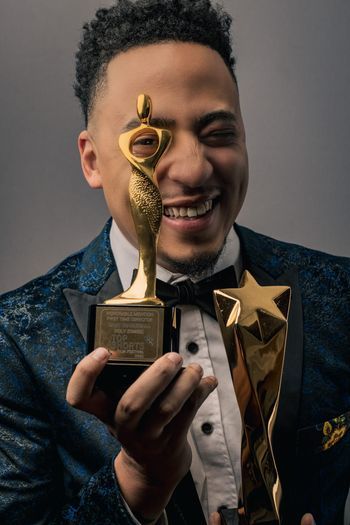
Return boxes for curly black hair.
[74,0,236,126]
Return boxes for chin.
[158,243,226,279]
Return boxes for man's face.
[80,42,248,272]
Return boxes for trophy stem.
[105,167,163,306]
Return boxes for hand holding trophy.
[88,94,180,393]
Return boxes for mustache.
[160,186,221,201]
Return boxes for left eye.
[131,133,159,157]
[201,129,237,147]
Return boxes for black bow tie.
[150,266,238,318]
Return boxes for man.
[0,1,349,524]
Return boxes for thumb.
[209,511,222,525]
[301,513,316,525]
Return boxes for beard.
[160,238,227,280]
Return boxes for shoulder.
[236,224,350,285]
[0,219,114,335]
[0,248,85,336]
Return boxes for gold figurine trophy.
[88,94,180,390]
[214,272,291,525]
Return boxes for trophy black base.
[87,303,180,397]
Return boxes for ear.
[78,130,102,188]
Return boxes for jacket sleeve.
[0,328,138,525]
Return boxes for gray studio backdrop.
[1,0,350,293]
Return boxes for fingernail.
[208,376,218,389]
[91,347,110,362]
[189,363,203,376]
[166,352,183,365]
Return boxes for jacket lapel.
[63,220,122,342]
[63,269,123,342]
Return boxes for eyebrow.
[121,110,236,133]
[196,110,237,129]
[121,117,176,132]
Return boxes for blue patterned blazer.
[0,220,349,525]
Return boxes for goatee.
[161,240,227,281]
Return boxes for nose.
[156,132,213,188]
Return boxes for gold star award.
[214,271,291,524]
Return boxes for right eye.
[131,132,159,157]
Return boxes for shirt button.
[187,341,199,354]
[201,422,214,435]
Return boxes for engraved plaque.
[89,304,178,364]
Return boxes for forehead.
[93,42,239,127]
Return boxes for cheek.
[100,168,132,230]
[219,155,248,219]
[102,155,131,200]
[211,147,244,175]
[223,149,248,188]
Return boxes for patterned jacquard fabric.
[0,219,349,524]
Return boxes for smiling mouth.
[163,198,218,219]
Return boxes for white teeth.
[187,208,198,217]
[164,199,214,218]
[197,203,206,216]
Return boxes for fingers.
[66,347,113,421]
[144,362,204,431]
[66,347,109,405]
[66,349,218,446]
[301,514,316,525]
[166,374,217,441]
[115,353,184,430]
[116,353,218,446]
[209,512,222,525]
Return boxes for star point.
[214,271,291,344]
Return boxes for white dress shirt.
[110,220,243,520]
